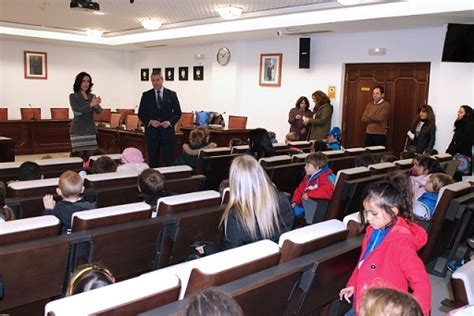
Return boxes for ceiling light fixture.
[85,29,103,37]
[217,5,243,20]
[141,18,162,30]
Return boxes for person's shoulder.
[164,87,177,95]
[142,88,154,96]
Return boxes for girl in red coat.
[339,179,431,316]
[291,153,335,219]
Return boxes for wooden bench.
[158,240,281,299]
[45,270,180,316]
[259,155,292,167]
[155,190,221,217]
[0,215,60,245]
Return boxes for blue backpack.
[195,111,210,126]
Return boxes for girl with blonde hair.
[196,155,294,254]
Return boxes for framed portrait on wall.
[140,68,149,81]
[179,67,188,81]
[259,53,282,87]
[24,51,47,79]
[193,66,204,80]
[165,67,174,81]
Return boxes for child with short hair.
[0,181,15,222]
[43,171,96,234]
[326,127,342,150]
[17,161,43,181]
[66,263,115,296]
[339,178,431,315]
[312,140,328,152]
[268,131,278,144]
[90,156,117,174]
[291,153,336,222]
[174,127,217,169]
[137,169,170,212]
[413,173,454,220]
[410,154,444,199]
[359,288,423,316]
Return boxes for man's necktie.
[156,90,161,111]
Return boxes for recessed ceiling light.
[92,11,105,16]
[217,5,243,20]
[141,18,162,30]
[85,29,103,37]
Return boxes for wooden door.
[342,63,430,155]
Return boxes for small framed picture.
[179,67,188,81]
[259,53,282,87]
[193,66,204,81]
[24,51,47,79]
[140,68,149,81]
[165,67,174,81]
[152,68,161,75]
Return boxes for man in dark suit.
[138,71,182,167]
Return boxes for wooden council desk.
[0,120,72,155]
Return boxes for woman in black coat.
[447,105,474,157]
[407,105,436,154]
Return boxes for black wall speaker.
[442,23,474,63]
[299,38,311,69]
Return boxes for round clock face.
[217,47,231,66]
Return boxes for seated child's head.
[354,153,376,167]
[189,127,209,146]
[121,147,144,164]
[412,155,443,176]
[218,179,230,195]
[326,127,341,143]
[229,138,244,148]
[91,156,117,174]
[359,288,422,316]
[285,132,298,144]
[17,161,42,181]
[66,263,115,296]
[268,131,276,140]
[183,288,244,316]
[361,176,413,229]
[380,154,398,163]
[0,181,15,222]
[138,169,165,197]
[422,148,438,156]
[425,173,454,193]
[305,153,328,176]
[313,140,328,152]
[57,171,84,200]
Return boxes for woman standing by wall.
[69,72,102,154]
[288,96,312,141]
[304,90,333,142]
[447,105,474,179]
[406,105,436,154]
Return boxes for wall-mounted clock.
[216,47,231,66]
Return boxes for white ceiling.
[0,0,473,49]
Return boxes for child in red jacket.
[339,178,431,316]
[291,153,335,222]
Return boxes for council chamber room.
[0,0,473,315]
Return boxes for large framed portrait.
[24,51,47,79]
[259,53,282,87]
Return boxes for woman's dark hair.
[413,154,445,174]
[17,161,42,181]
[248,128,274,159]
[182,288,244,316]
[73,72,94,93]
[295,96,310,111]
[311,90,330,108]
[460,105,473,120]
[354,153,376,167]
[360,174,414,227]
[66,263,115,296]
[415,104,436,129]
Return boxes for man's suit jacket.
[138,87,182,140]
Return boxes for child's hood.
[386,217,428,250]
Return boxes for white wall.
[0,39,132,119]
[1,25,473,152]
